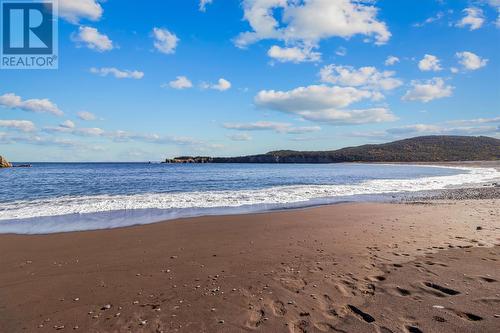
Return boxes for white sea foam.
[0,165,499,234]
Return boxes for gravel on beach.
[409,185,500,201]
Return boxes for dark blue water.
[0,162,463,203]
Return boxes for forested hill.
[165,136,500,164]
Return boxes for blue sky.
[1,0,499,162]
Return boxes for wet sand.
[0,198,499,332]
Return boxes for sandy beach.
[1,186,499,332]
[3,0,499,330]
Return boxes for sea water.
[1,163,499,234]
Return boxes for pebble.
[139,320,147,326]
[101,304,112,310]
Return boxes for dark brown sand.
[0,199,499,333]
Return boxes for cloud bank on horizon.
[1,0,499,161]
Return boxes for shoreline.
[1,183,500,237]
[1,162,499,235]
[1,198,499,332]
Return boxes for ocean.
[1,163,499,234]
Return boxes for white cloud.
[90,67,144,79]
[267,45,321,63]
[60,120,76,129]
[335,47,347,57]
[488,1,500,28]
[0,134,80,148]
[413,12,445,28]
[319,65,403,91]
[0,120,36,132]
[235,0,391,48]
[72,26,113,52]
[457,8,485,30]
[418,54,442,72]
[351,119,500,139]
[152,28,179,54]
[297,108,396,125]
[167,76,193,89]
[44,124,105,137]
[199,0,213,12]
[76,127,105,136]
[4,122,221,152]
[456,51,488,70]
[255,85,396,125]
[255,85,374,111]
[446,116,500,126]
[386,124,441,135]
[0,93,63,116]
[488,1,500,8]
[223,121,321,134]
[227,133,252,141]
[202,78,232,91]
[386,123,498,136]
[77,111,97,121]
[385,56,399,66]
[106,130,221,151]
[58,0,103,23]
[402,78,453,103]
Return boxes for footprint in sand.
[314,322,347,332]
[367,275,386,282]
[424,260,448,267]
[473,297,500,304]
[433,315,446,322]
[422,282,460,296]
[316,294,344,320]
[245,308,266,329]
[395,287,412,296]
[478,276,497,283]
[280,276,308,292]
[289,319,310,333]
[405,325,423,333]
[334,283,351,297]
[346,304,375,323]
[445,308,483,322]
[270,300,286,317]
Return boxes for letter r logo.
[2,2,53,54]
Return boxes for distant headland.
[164,135,500,164]
[0,155,12,168]
[0,156,32,168]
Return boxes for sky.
[0,0,499,162]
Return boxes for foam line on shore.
[0,165,499,234]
